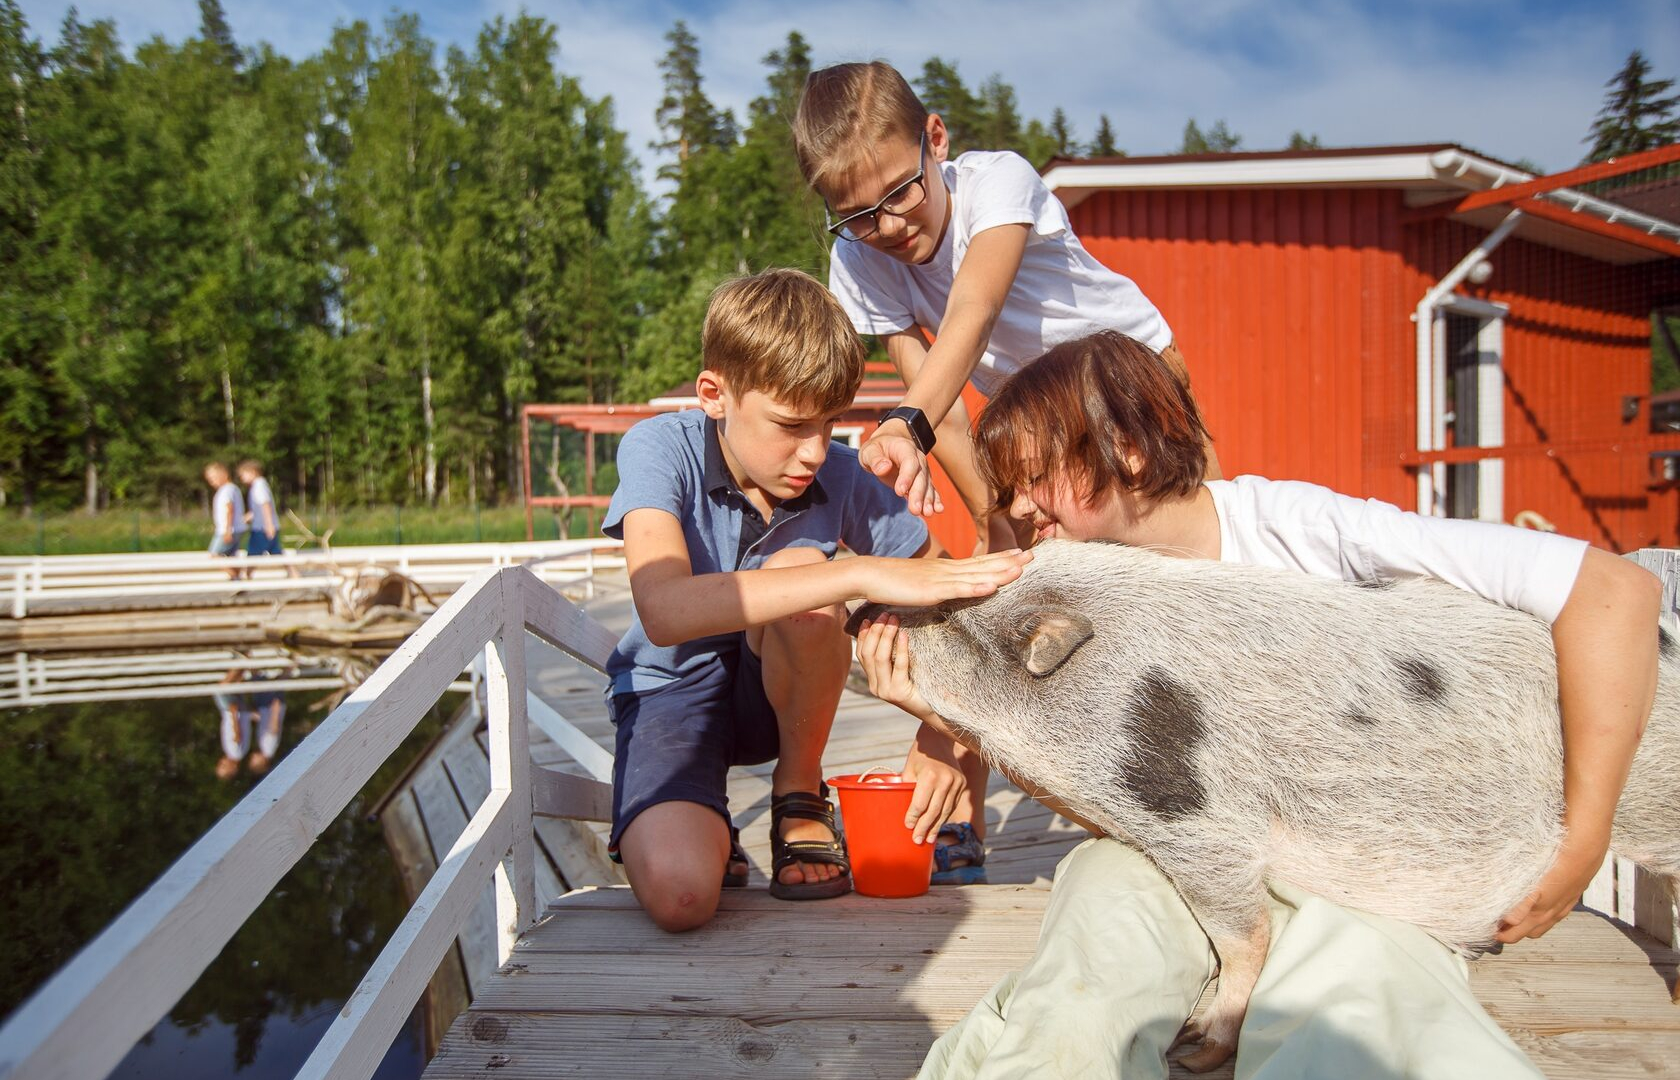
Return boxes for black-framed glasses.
[825,132,929,242]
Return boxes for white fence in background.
[0,565,620,1080]
[0,539,625,618]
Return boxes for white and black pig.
[849,538,1680,1070]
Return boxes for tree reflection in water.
[1,682,457,1078]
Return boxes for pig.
[848,539,1680,1071]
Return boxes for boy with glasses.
[794,60,1217,562]
[793,60,1217,883]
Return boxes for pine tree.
[197,0,240,71]
[1050,107,1074,157]
[1287,131,1322,150]
[1092,114,1119,157]
[916,58,984,153]
[1584,50,1680,162]
[1180,118,1241,154]
[0,0,51,508]
[976,74,1023,152]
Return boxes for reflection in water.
[213,671,287,781]
[1,660,458,1079]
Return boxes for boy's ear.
[926,114,951,164]
[696,369,729,419]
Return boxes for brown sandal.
[767,785,852,901]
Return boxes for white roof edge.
[1041,153,1449,196]
[1046,148,1680,246]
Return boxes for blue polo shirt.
[602,410,928,694]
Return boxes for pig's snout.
[844,602,947,638]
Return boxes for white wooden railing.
[0,540,625,618]
[0,565,620,1080]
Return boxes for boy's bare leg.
[619,800,734,932]
[749,545,850,887]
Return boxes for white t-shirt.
[212,482,248,536]
[1208,476,1589,624]
[828,150,1172,397]
[247,476,276,531]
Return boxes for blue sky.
[16,0,1680,188]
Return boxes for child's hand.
[857,615,936,723]
[900,726,967,845]
[1495,824,1609,942]
[860,426,943,517]
[863,549,1031,607]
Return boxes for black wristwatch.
[880,406,936,454]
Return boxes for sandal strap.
[775,839,848,867]
[934,820,987,872]
[770,789,838,828]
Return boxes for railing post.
[12,566,24,619]
[485,568,535,963]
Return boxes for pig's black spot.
[1343,708,1378,727]
[1119,668,1208,819]
[1394,657,1447,705]
[1354,577,1395,591]
[1660,626,1677,661]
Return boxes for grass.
[0,504,606,556]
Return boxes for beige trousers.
[918,839,1542,1080]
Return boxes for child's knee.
[639,876,722,933]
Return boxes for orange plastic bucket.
[828,772,934,898]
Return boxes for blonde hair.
[793,61,927,194]
[702,269,865,415]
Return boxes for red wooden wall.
[1066,187,1680,551]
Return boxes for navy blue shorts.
[246,529,283,556]
[607,636,780,851]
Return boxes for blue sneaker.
[930,821,988,885]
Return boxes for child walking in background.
[239,460,282,560]
[857,331,1658,1078]
[793,60,1219,882]
[203,462,247,579]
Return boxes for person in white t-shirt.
[238,459,282,560]
[794,61,1220,558]
[857,332,1660,1078]
[203,461,247,579]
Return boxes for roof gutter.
[1428,148,1680,244]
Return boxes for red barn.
[1042,144,1680,552]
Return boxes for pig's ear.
[1019,608,1094,677]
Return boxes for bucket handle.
[857,765,898,784]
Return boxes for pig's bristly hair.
[904,539,1680,951]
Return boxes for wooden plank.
[0,566,505,1080]
[526,692,614,782]
[520,573,617,673]
[1633,867,1677,948]
[488,577,535,965]
[532,818,623,890]
[303,790,517,1080]
[412,750,500,995]
[530,766,613,822]
[377,790,470,1059]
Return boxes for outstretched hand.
[860,426,943,517]
[862,549,1032,608]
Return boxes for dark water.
[1,684,457,1078]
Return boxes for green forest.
[2,2,1675,521]
[0,1,1140,516]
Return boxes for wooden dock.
[392,569,1680,1079]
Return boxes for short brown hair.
[975,332,1210,513]
[237,459,263,476]
[702,269,866,415]
[793,61,928,194]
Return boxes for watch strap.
[880,406,936,454]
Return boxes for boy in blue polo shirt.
[603,269,1031,931]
